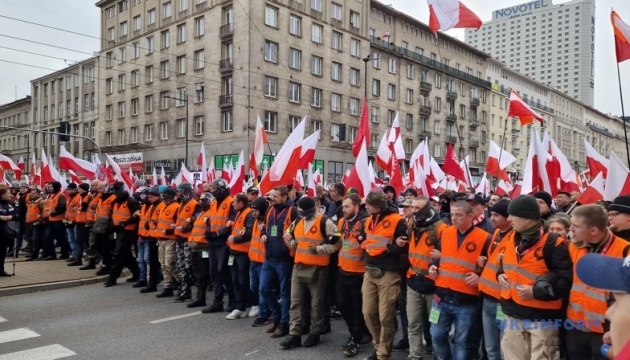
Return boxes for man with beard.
[534,191,556,222]
[608,195,630,241]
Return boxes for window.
[434,121,441,136]
[372,79,380,97]
[145,65,154,83]
[130,70,139,87]
[288,82,301,103]
[147,9,156,25]
[175,87,186,106]
[192,49,204,70]
[120,21,128,36]
[264,111,277,132]
[289,48,301,69]
[350,38,360,57]
[118,0,129,12]
[106,78,113,94]
[195,115,204,135]
[108,27,115,41]
[405,114,413,130]
[387,110,395,125]
[331,93,341,112]
[289,15,301,36]
[194,83,204,102]
[66,100,71,115]
[312,24,323,44]
[311,56,323,76]
[349,97,359,115]
[311,0,322,12]
[118,47,126,63]
[311,87,322,107]
[163,2,172,18]
[222,111,233,132]
[180,0,189,11]
[145,125,153,141]
[388,58,397,74]
[387,84,396,100]
[264,40,278,62]
[177,56,186,74]
[406,64,414,79]
[289,115,301,134]
[131,98,139,115]
[331,2,342,21]
[161,30,170,49]
[405,138,413,153]
[74,97,79,113]
[459,104,466,117]
[265,5,278,27]
[332,31,342,50]
[435,73,441,88]
[145,95,153,112]
[372,52,380,68]
[264,76,277,98]
[330,123,341,142]
[331,62,342,81]
[118,101,125,118]
[177,23,186,43]
[434,97,441,112]
[195,16,205,37]
[350,10,360,28]
[106,6,116,18]
[160,121,168,139]
[128,126,138,144]
[370,134,379,149]
[161,60,170,79]
[160,91,170,109]
[406,89,413,104]
[133,15,141,31]
[350,68,360,86]
[146,36,154,54]
[312,120,322,135]
[176,119,186,137]
[132,43,140,59]
[105,131,112,146]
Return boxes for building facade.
[0,96,32,173]
[465,0,596,106]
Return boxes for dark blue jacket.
[263,199,298,262]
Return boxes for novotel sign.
[494,0,550,20]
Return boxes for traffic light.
[58,121,70,142]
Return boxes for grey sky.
[0,0,629,116]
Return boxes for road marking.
[149,311,202,324]
[0,328,40,344]
[0,344,76,360]
[245,350,259,356]
[0,316,7,323]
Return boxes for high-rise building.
[465,0,596,106]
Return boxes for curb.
[0,270,131,298]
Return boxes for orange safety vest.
[362,213,404,256]
[188,209,211,245]
[137,203,153,238]
[174,199,198,238]
[66,194,81,222]
[407,222,447,279]
[501,232,564,310]
[75,194,89,223]
[566,235,629,333]
[479,229,513,300]
[44,192,65,221]
[155,202,180,240]
[229,207,252,253]
[435,226,488,297]
[26,199,43,224]
[209,196,233,233]
[87,193,101,222]
[294,214,330,266]
[112,200,136,231]
[148,202,165,238]
[249,219,266,263]
[338,217,367,274]
[96,195,113,221]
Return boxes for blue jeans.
[67,226,78,258]
[260,260,292,325]
[430,299,481,360]
[482,298,503,360]
[250,261,270,318]
[137,239,151,282]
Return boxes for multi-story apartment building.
[584,108,628,163]
[465,0,596,106]
[0,96,32,174]
[30,57,99,163]
[95,0,492,182]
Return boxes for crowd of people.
[1,178,630,360]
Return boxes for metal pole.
[363,55,371,98]
[185,94,189,168]
[0,125,101,155]
[616,62,630,168]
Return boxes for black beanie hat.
[78,183,90,191]
[509,195,541,220]
[490,199,511,218]
[609,195,630,214]
[66,183,78,190]
[51,181,62,192]
[297,196,316,211]
[250,196,269,214]
[533,191,552,209]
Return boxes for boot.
[132,280,148,288]
[126,276,140,283]
[67,259,83,266]
[271,323,289,338]
[95,267,110,276]
[201,302,224,314]
[155,288,174,298]
[266,320,280,333]
[173,291,191,303]
[187,287,207,308]
[79,259,96,270]
[140,284,157,293]
[302,334,320,348]
[280,335,301,349]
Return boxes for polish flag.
[387,113,406,162]
[352,98,371,157]
[180,162,194,184]
[604,153,630,201]
[459,156,475,189]
[30,152,39,187]
[389,137,406,195]
[508,90,544,125]
[341,167,351,185]
[151,166,157,186]
[578,172,605,205]
[306,164,316,196]
[368,162,377,189]
[105,153,134,191]
[409,141,425,191]
[207,157,216,183]
[222,160,231,183]
[375,130,392,172]
[313,167,322,186]
[228,150,245,195]
[409,157,434,197]
[486,140,516,182]
[0,154,21,174]
[427,0,482,33]
[475,173,491,197]
[442,144,466,183]
[161,166,168,186]
[510,181,523,199]
[259,116,306,194]
[298,130,320,170]
[197,141,208,185]
[58,145,97,179]
[495,179,514,196]
[68,170,83,184]
[547,136,580,194]
[39,149,55,185]
[612,11,630,63]
[345,140,372,197]
[584,139,609,180]
[249,114,268,179]
[521,126,552,195]
[16,156,24,181]
[429,156,446,185]
[294,170,304,192]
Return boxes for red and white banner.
[108,152,144,174]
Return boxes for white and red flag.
[68,170,82,184]
[151,166,158,186]
[105,153,134,191]
[59,145,97,179]
[352,98,370,157]
[521,126,552,195]
[612,11,630,63]
[0,154,21,174]
[583,139,609,180]
[604,153,630,201]
[298,130,320,170]
[160,166,168,186]
[578,172,605,205]
[228,150,245,196]
[197,141,207,185]
[16,156,24,181]
[345,140,372,197]
[249,114,268,179]
[508,90,544,125]
[427,0,482,33]
[486,140,515,182]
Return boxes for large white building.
[465,0,596,106]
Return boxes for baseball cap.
[430,196,440,203]
[463,193,486,206]
[399,199,413,208]
[246,186,259,194]
[576,254,630,293]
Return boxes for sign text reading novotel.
[494,0,549,20]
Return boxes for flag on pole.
[59,145,97,179]
[583,139,609,180]
[161,166,168,186]
[604,153,630,201]
[578,172,605,205]
[298,130,320,170]
[105,153,134,191]
[612,11,630,63]
[249,114,268,179]
[151,166,158,186]
[442,144,466,183]
[228,150,245,195]
[352,98,371,157]
[508,90,544,125]
[486,140,516,181]
[197,141,207,185]
[68,170,83,184]
[16,156,24,181]
[427,0,482,33]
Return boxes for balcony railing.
[446,113,457,123]
[219,23,234,38]
[219,58,233,72]
[311,9,323,20]
[289,0,302,11]
[470,98,480,107]
[513,148,520,156]
[420,81,432,94]
[420,105,432,116]
[349,25,360,35]
[469,119,479,128]
[219,94,233,107]
[445,135,458,144]
[446,91,458,100]
[419,130,431,140]
[469,140,480,148]
[331,18,342,28]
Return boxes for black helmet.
[209,179,229,199]
[210,179,228,190]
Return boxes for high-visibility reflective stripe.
[409,253,432,263]
[439,269,469,281]
[503,264,538,281]
[571,284,608,303]
[441,256,477,272]
[340,252,363,262]
[211,215,229,222]
[568,303,606,323]
[479,277,502,291]
[295,236,322,246]
[295,248,328,258]
[249,247,264,255]
[365,234,390,248]
[486,262,500,272]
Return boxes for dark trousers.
[24,223,38,258]
[44,221,69,258]
[337,271,369,341]
[75,223,89,260]
[8,221,25,253]
[145,240,160,285]
[566,329,605,360]
[230,252,251,311]
[109,230,139,282]
[209,245,235,305]
[191,251,209,290]
[325,252,339,310]
[0,228,9,272]
[96,233,114,269]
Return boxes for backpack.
[414,220,445,247]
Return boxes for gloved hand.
[308,246,318,255]
[143,222,150,230]
[205,230,216,242]
[112,224,125,233]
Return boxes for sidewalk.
[0,256,128,297]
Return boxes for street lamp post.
[164,92,189,167]
[362,55,371,98]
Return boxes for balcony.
[289,0,303,11]
[420,105,432,116]
[349,25,360,35]
[469,140,480,148]
[470,97,480,107]
[446,113,457,124]
[419,130,432,140]
[219,23,233,38]
[445,135,458,145]
[446,91,458,100]
[311,9,323,20]
[219,58,233,73]
[469,119,479,128]
[513,148,520,156]
[420,81,432,95]
[219,94,233,108]
[331,18,342,28]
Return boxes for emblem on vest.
[222,204,227,210]
[309,225,319,234]
[465,242,477,253]
[498,246,506,255]
[425,236,432,246]
[534,247,544,260]
[185,205,191,212]
[382,219,391,229]
[165,210,171,216]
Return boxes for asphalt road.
[0,278,430,360]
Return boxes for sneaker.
[226,309,245,320]
[392,338,409,352]
[248,306,260,318]
[342,339,359,357]
[252,317,271,327]
[340,336,353,350]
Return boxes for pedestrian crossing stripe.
[0,344,76,360]
[0,328,40,344]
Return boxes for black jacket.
[17,191,29,222]
[614,228,630,242]
[364,206,408,272]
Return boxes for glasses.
[608,212,622,218]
